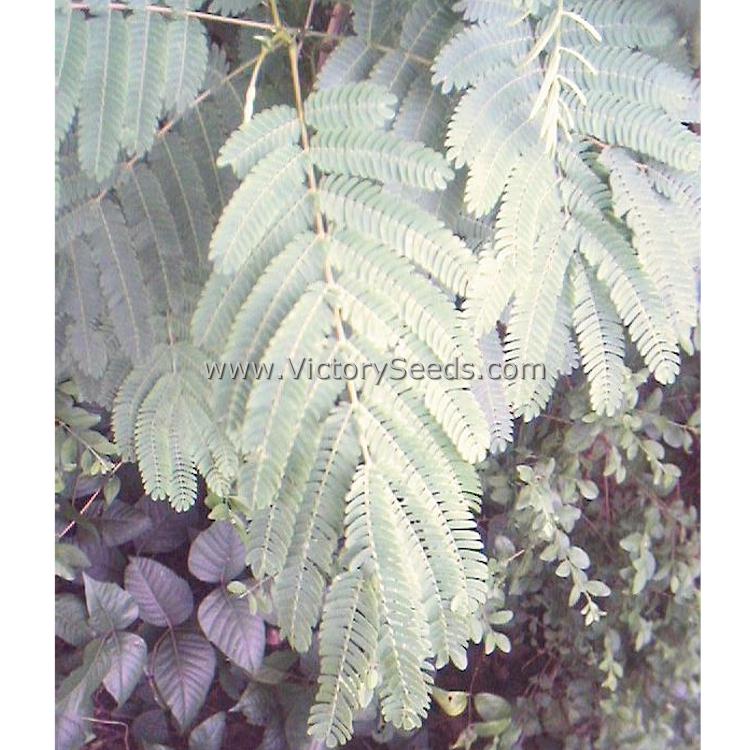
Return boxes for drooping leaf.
[88,199,154,364]
[84,573,139,633]
[56,9,87,146]
[198,588,265,672]
[103,631,148,705]
[188,521,247,583]
[152,629,217,731]
[124,556,194,627]
[471,330,513,454]
[123,7,168,155]
[60,237,108,378]
[189,712,227,750]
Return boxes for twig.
[56,419,113,468]
[57,460,124,540]
[90,53,261,205]
[316,2,349,68]
[81,716,130,750]
[466,648,487,726]
[286,25,372,464]
[298,0,317,58]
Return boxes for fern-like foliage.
[56,1,213,180]
[194,77,491,745]
[56,44,245,409]
[55,1,701,745]
[113,342,238,510]
[471,330,514,454]
[428,0,700,419]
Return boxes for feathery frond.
[56,8,87,146]
[309,569,379,747]
[602,147,698,347]
[88,198,154,364]
[78,9,128,181]
[55,2,700,743]
[570,256,626,416]
[122,7,168,156]
[163,16,209,116]
[218,105,301,178]
[310,129,454,191]
[471,331,513,453]
[305,83,397,131]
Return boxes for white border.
[0,3,54,746]
[0,1,744,745]
[701,0,750,744]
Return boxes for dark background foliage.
[56,354,699,749]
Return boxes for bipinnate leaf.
[163,16,208,115]
[124,557,194,627]
[84,572,139,633]
[188,521,247,583]
[198,588,265,672]
[123,8,168,155]
[103,631,148,705]
[78,9,128,180]
[153,629,217,731]
[471,330,513,454]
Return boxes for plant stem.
[81,716,130,750]
[56,419,113,468]
[91,52,261,205]
[299,0,317,57]
[57,460,124,539]
[268,0,283,29]
[285,40,372,464]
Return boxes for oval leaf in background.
[124,557,193,627]
[56,637,113,717]
[56,594,93,647]
[55,712,87,750]
[98,499,153,546]
[198,588,265,672]
[189,711,226,750]
[152,629,216,731]
[131,708,170,746]
[75,528,125,582]
[232,682,277,725]
[84,573,139,633]
[103,631,148,706]
[188,521,246,583]
[132,495,193,554]
[474,692,512,722]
